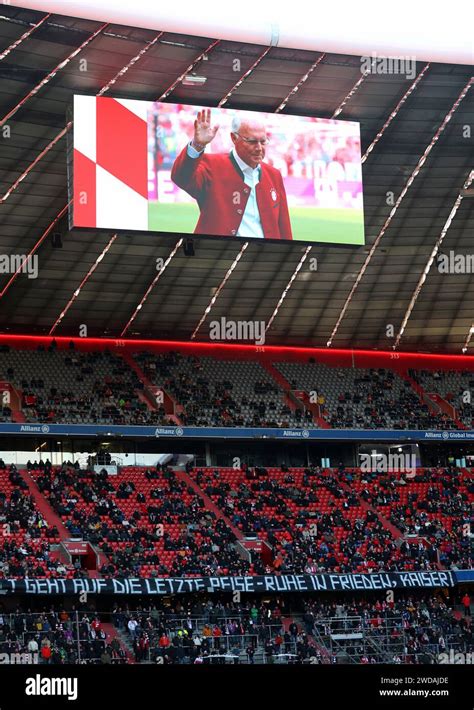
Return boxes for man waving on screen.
[171,109,293,240]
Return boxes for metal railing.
[309,614,407,664]
[0,611,124,664]
[1,610,469,665]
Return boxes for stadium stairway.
[357,498,402,539]
[174,469,244,540]
[88,547,110,577]
[339,470,449,570]
[400,370,466,429]
[400,370,426,400]
[424,392,467,430]
[294,391,331,428]
[338,477,402,540]
[102,623,135,664]
[21,471,69,538]
[281,615,329,661]
[119,352,162,412]
[261,362,299,407]
[262,362,330,428]
[120,351,183,425]
[10,405,26,423]
[21,470,110,576]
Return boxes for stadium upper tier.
[0,343,472,430]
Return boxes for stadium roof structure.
[0,4,473,353]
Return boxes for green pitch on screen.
[148,202,364,245]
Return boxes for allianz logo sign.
[19,424,50,433]
[155,427,184,437]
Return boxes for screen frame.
[70,96,366,249]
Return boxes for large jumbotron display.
[71,95,365,245]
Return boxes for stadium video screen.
[72,95,365,245]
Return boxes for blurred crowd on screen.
[147,103,362,185]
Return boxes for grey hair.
[231,115,241,133]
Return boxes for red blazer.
[171,147,293,240]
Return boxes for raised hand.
[192,109,219,151]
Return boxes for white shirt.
[230,148,264,238]
[186,142,264,239]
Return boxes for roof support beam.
[0,122,72,204]
[393,169,474,349]
[158,39,220,101]
[264,245,312,336]
[218,46,272,108]
[326,77,473,348]
[48,233,118,335]
[190,242,249,340]
[275,54,325,113]
[1,28,167,202]
[0,201,71,300]
[0,11,51,61]
[362,64,430,164]
[332,69,368,119]
[0,22,108,127]
[120,238,183,337]
[97,31,164,96]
